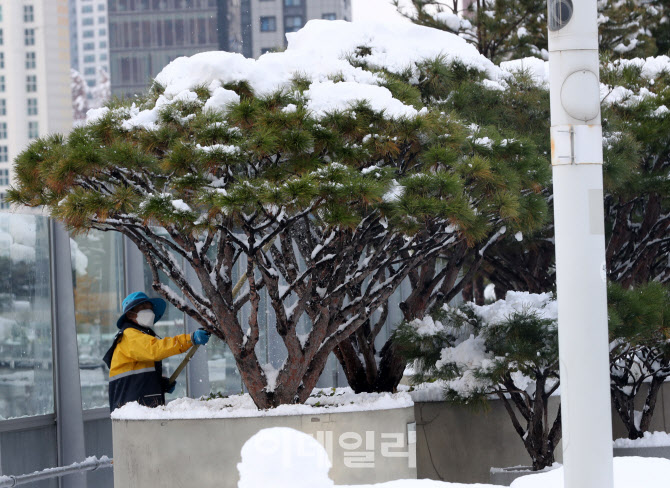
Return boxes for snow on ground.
[111,387,412,420]
[614,431,670,448]
[239,427,670,488]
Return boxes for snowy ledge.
[111,387,413,420]
[614,431,670,448]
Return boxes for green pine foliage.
[394,293,561,471]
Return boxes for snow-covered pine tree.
[8,22,549,408]
[71,69,89,122]
[395,292,561,470]
[608,282,670,439]
[398,0,665,62]
[332,50,550,393]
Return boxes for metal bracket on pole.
[551,125,603,166]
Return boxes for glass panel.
[0,213,54,419]
[72,230,125,410]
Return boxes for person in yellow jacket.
[103,292,210,411]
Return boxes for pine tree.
[8,25,549,407]
[608,282,670,439]
[395,292,561,470]
[332,52,550,393]
[398,0,666,63]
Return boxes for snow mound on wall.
[111,387,412,420]
[614,431,670,448]
[88,20,501,125]
[238,427,333,488]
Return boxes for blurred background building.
[0,0,72,209]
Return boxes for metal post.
[547,1,614,487]
[123,235,145,294]
[185,261,211,399]
[50,220,87,488]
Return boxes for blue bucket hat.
[117,291,167,329]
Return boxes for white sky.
[351,0,411,23]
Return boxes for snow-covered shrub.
[608,282,670,439]
[9,21,549,407]
[396,291,561,470]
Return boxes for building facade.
[248,0,351,58]
[0,0,73,208]
[108,0,220,97]
[69,0,110,90]
[109,0,352,97]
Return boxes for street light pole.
[547,1,614,487]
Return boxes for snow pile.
[470,291,557,325]
[614,431,670,448]
[238,427,333,488]
[236,428,670,488]
[501,57,549,86]
[111,387,413,420]
[510,457,670,488]
[87,20,501,126]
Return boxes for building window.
[28,121,39,139]
[0,146,7,162]
[0,29,3,46]
[26,52,36,69]
[27,98,38,116]
[83,30,94,39]
[99,40,107,48]
[82,5,94,13]
[0,6,3,22]
[99,28,107,36]
[24,5,34,22]
[0,53,4,69]
[260,16,277,32]
[322,13,337,20]
[99,16,106,24]
[0,169,8,185]
[0,99,5,116]
[0,213,55,416]
[98,3,105,10]
[284,0,301,5]
[83,42,95,50]
[0,75,4,92]
[86,79,96,87]
[26,75,37,92]
[25,28,35,46]
[284,16,303,33]
[0,123,6,139]
[84,67,96,76]
[82,17,94,26]
[84,54,95,63]
[100,53,108,61]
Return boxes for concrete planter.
[489,464,560,486]
[112,406,416,488]
[613,445,670,459]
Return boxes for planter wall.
[413,397,562,484]
[112,406,416,488]
[613,446,670,459]
[414,382,670,484]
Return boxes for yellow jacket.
[109,328,193,379]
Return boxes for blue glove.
[161,377,176,394]
[192,329,211,345]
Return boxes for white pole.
[547,1,614,487]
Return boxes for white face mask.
[134,309,155,327]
